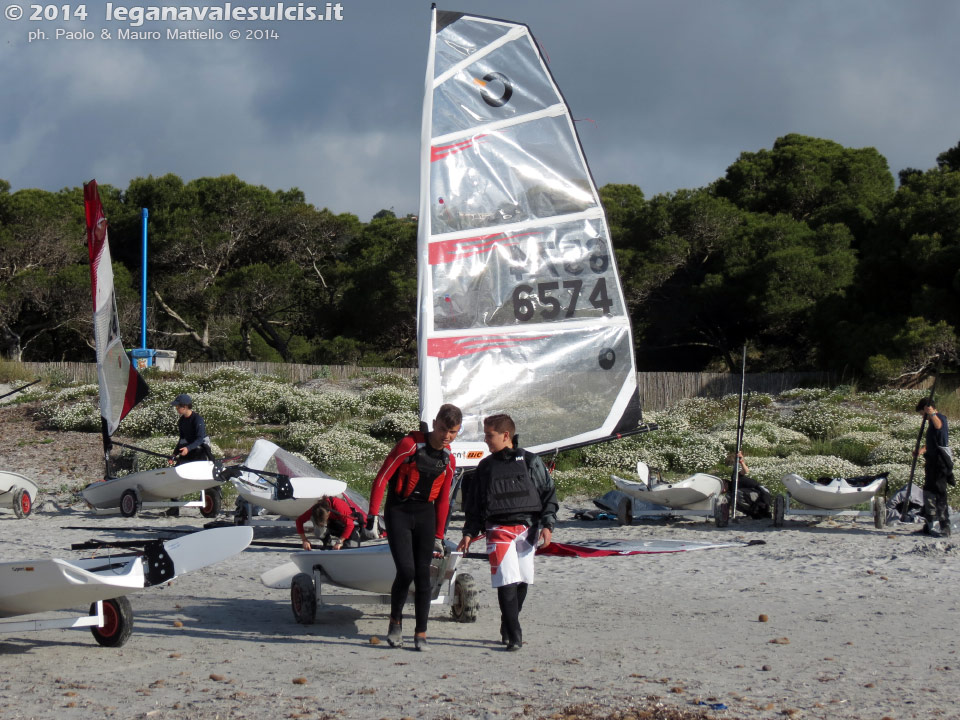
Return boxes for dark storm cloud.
[1,0,958,220]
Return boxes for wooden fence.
[11,361,833,410]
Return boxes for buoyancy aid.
[485,450,542,517]
[392,431,451,502]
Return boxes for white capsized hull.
[613,473,722,510]
[0,526,252,618]
[233,476,347,519]
[264,541,462,596]
[782,473,886,510]
[81,461,218,508]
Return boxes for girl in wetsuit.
[367,404,461,651]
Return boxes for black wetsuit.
[175,412,212,463]
[922,413,951,534]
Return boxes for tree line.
[1,133,957,384]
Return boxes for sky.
[1,0,959,221]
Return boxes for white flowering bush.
[552,467,620,500]
[191,366,259,391]
[581,434,669,472]
[193,397,246,433]
[786,402,850,439]
[360,384,418,415]
[778,387,830,403]
[41,401,101,432]
[51,384,99,403]
[121,402,173,437]
[282,421,326,450]
[873,389,927,412]
[369,411,420,441]
[303,426,390,470]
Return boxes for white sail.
[418,8,645,467]
[84,180,149,437]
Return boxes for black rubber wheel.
[873,484,886,529]
[291,573,317,625]
[200,486,222,518]
[714,497,730,528]
[119,489,141,518]
[616,496,633,526]
[13,488,31,518]
[451,573,479,623]
[233,498,249,526]
[90,597,134,647]
[773,494,786,528]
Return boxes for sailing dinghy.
[774,472,888,528]
[77,181,223,517]
[229,439,350,524]
[417,7,653,470]
[0,471,38,518]
[0,525,253,646]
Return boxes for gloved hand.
[365,514,376,531]
[433,538,445,557]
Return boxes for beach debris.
[172,620,184,628]
[769,637,790,644]
[761,665,772,672]
[209,674,225,682]
[169,653,181,658]
[369,636,381,645]
[292,677,307,685]
[758,614,769,622]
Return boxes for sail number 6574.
[512,278,613,321]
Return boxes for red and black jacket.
[368,431,456,539]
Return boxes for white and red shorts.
[485,524,535,588]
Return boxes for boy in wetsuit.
[457,414,558,651]
[367,404,461,651]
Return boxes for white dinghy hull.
[81,461,218,509]
[613,473,723,510]
[781,473,887,510]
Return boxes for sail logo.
[428,231,538,266]
[431,135,489,163]
[474,72,513,108]
[428,334,549,359]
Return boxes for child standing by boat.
[914,399,952,537]
[456,414,558,651]
[367,404,461,651]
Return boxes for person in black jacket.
[456,414,558,651]
[914,398,952,537]
[170,394,213,463]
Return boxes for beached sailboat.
[416,7,653,469]
[78,180,222,516]
[265,7,658,620]
[0,526,253,646]
[229,439,350,524]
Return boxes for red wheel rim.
[203,494,214,514]
[20,493,31,515]
[99,602,120,638]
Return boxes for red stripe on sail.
[428,230,538,266]
[427,334,549,359]
[121,364,149,421]
[430,134,488,162]
[83,180,107,306]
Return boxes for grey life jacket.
[486,450,542,517]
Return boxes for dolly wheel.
[200,486,222,518]
[119,489,141,518]
[90,597,134,647]
[873,488,886,530]
[291,573,317,625]
[773,494,786,528]
[451,573,479,623]
[13,488,32,518]
[714,497,730,528]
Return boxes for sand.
[2,399,959,720]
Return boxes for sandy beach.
[2,402,959,720]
